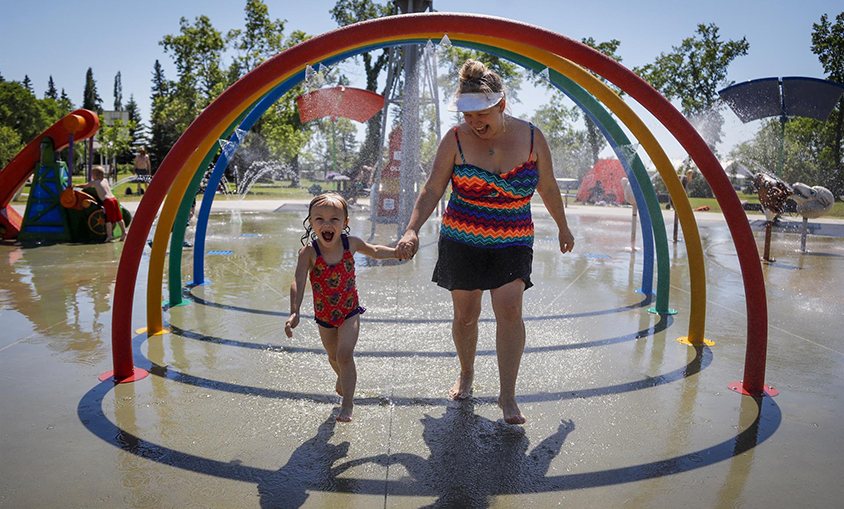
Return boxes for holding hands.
[396,229,419,260]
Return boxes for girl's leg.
[334,314,360,422]
[449,289,483,399]
[490,279,527,424]
[317,325,342,396]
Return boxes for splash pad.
[107,13,771,398]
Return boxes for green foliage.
[0,81,66,144]
[227,0,287,78]
[83,67,102,112]
[0,124,23,166]
[45,76,58,100]
[635,23,748,153]
[330,0,394,169]
[580,37,625,165]
[811,11,844,197]
[530,94,591,179]
[98,116,136,164]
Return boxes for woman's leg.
[490,278,527,424]
[449,289,483,399]
[334,314,360,421]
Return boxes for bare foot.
[498,397,526,425]
[335,379,343,397]
[336,406,353,422]
[448,371,473,400]
[119,236,126,242]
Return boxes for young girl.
[285,193,398,422]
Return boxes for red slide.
[0,109,99,239]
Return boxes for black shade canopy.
[719,77,844,123]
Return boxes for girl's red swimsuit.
[310,234,365,328]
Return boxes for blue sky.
[1,0,840,162]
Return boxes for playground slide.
[0,109,99,239]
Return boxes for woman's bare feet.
[498,396,526,424]
[448,371,474,400]
[336,405,353,422]
[335,379,343,397]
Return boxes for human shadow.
[257,414,352,508]
[334,400,575,508]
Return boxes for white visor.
[447,92,504,112]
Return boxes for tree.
[581,37,624,166]
[22,75,33,94]
[531,94,591,179]
[811,11,844,197]
[98,116,136,176]
[330,0,395,169]
[45,76,58,100]
[82,67,102,113]
[124,94,145,147]
[148,59,178,170]
[59,88,73,113]
[0,81,61,143]
[227,0,286,79]
[113,71,123,111]
[0,124,23,166]
[635,23,749,154]
[160,15,227,110]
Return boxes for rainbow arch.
[110,13,770,396]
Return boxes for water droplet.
[439,34,452,48]
[425,39,435,53]
[234,128,248,141]
[538,67,550,82]
[318,63,330,74]
[304,64,316,80]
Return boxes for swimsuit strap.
[529,122,535,162]
[341,233,350,251]
[311,238,321,257]
[453,126,466,164]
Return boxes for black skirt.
[432,236,533,291]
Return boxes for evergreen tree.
[113,71,123,111]
[0,70,5,82]
[59,88,73,112]
[83,67,103,113]
[581,37,624,167]
[45,76,58,100]
[148,59,178,171]
[125,94,145,147]
[22,75,33,94]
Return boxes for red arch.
[112,13,767,394]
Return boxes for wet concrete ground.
[1,202,843,508]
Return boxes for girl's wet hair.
[301,192,351,245]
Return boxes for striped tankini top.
[440,123,539,248]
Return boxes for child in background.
[77,165,126,242]
[285,193,398,422]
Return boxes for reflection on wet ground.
[1,207,843,508]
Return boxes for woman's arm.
[395,132,458,258]
[285,246,314,337]
[348,236,397,259]
[533,127,575,254]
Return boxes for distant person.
[285,193,399,422]
[587,180,605,204]
[680,170,694,192]
[133,147,151,195]
[77,165,126,242]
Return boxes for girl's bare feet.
[448,371,474,400]
[336,405,353,422]
[498,396,526,424]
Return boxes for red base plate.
[98,367,150,384]
[728,381,779,397]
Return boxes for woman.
[396,60,575,424]
[133,146,151,195]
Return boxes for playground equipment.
[0,110,130,243]
[790,182,835,253]
[753,172,793,263]
[108,13,773,400]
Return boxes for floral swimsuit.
[310,234,365,328]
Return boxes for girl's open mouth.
[321,230,335,242]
